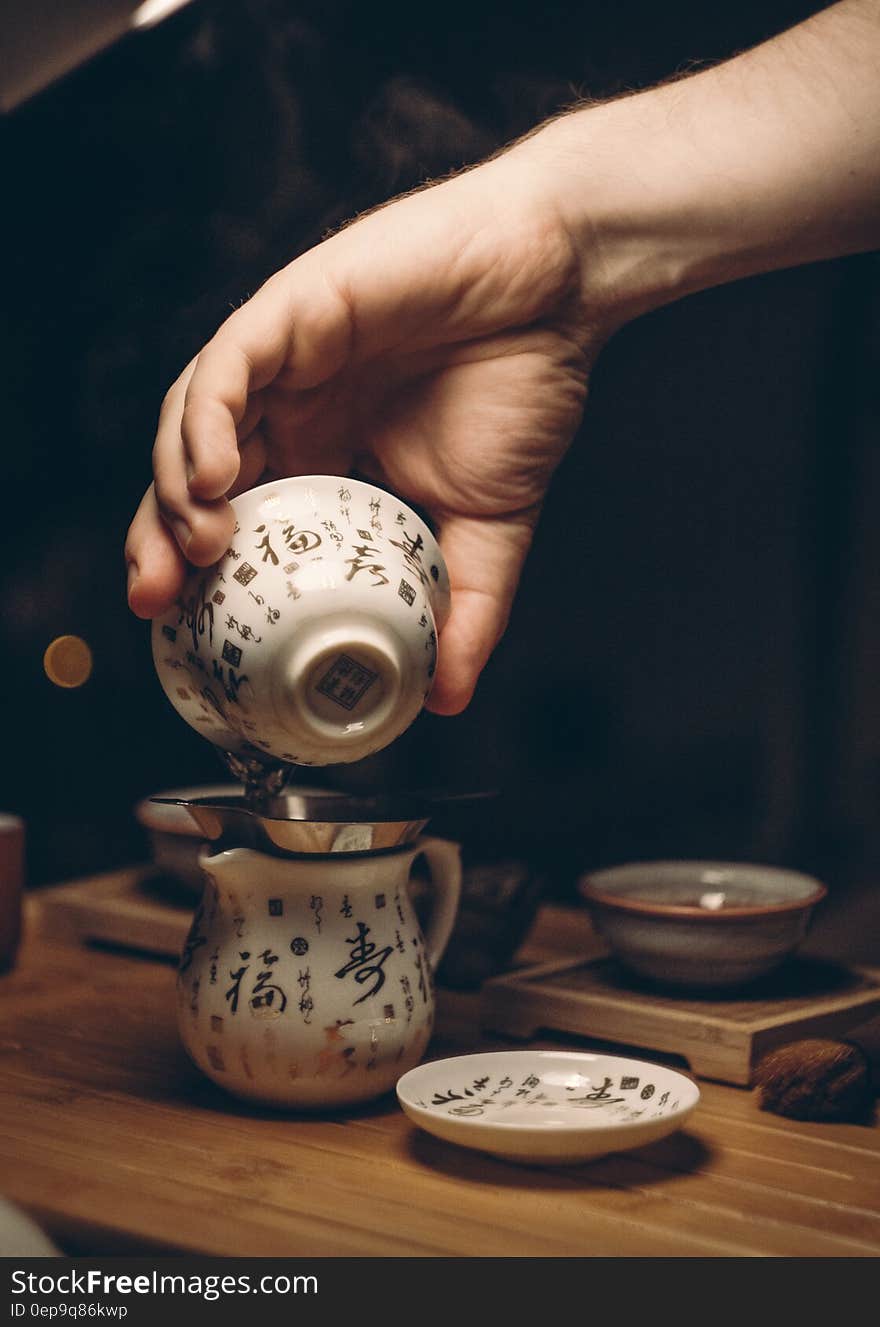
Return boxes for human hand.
[125,143,602,714]
[127,1,880,719]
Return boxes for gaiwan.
[151,474,450,770]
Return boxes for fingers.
[126,425,268,619]
[181,340,264,502]
[152,365,236,568]
[124,484,187,619]
[150,335,272,567]
[426,511,538,715]
[228,430,269,498]
[148,264,354,566]
[180,262,355,490]
[183,387,266,502]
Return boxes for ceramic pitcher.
[176,838,461,1108]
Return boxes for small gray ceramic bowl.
[133,782,349,896]
[578,860,827,990]
[134,783,243,896]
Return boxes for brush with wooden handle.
[754,1016,880,1122]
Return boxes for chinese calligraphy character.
[247,589,280,625]
[180,905,207,973]
[233,563,258,587]
[225,951,251,1014]
[567,1076,625,1108]
[315,655,378,710]
[413,949,430,1003]
[254,525,280,565]
[390,529,429,585]
[345,545,389,586]
[335,922,394,1004]
[297,967,314,1023]
[400,974,414,1021]
[225,614,262,643]
[310,895,324,932]
[322,519,343,548]
[180,578,215,654]
[211,658,250,705]
[221,639,243,668]
[282,524,321,555]
[248,949,288,1017]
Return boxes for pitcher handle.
[413,836,462,971]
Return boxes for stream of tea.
[217,748,295,805]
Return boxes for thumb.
[426,509,539,715]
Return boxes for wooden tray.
[480,955,880,1085]
[32,867,193,958]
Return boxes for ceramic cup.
[152,476,450,766]
[579,860,828,988]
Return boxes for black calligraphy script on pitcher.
[334,922,394,1005]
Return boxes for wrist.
[512,87,793,330]
[509,1,880,332]
[510,99,714,328]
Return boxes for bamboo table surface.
[2,886,880,1258]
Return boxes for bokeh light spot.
[44,635,93,689]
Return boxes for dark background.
[3,0,879,954]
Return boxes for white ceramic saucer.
[396,1050,700,1165]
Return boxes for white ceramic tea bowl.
[578,860,827,989]
[397,1050,700,1164]
[152,476,450,766]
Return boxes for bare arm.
[519,0,880,325]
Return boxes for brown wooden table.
[1,887,879,1258]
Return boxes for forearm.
[513,0,880,325]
